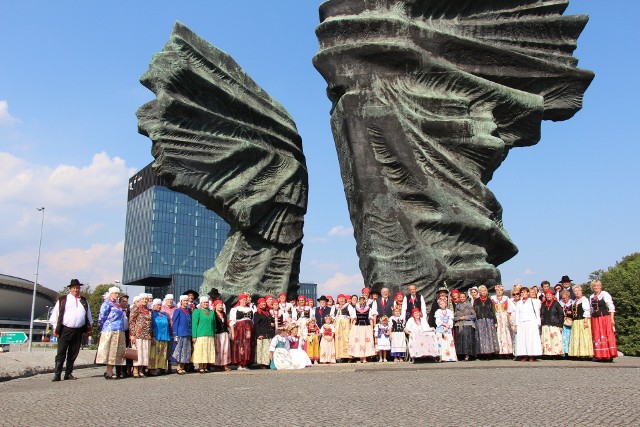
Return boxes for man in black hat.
[559,275,576,300]
[48,279,93,381]
[183,289,199,310]
[315,295,331,328]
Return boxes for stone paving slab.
[0,357,638,426]
[0,349,97,382]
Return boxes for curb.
[0,362,98,383]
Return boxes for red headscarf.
[257,297,270,316]
[235,294,248,307]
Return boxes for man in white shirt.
[401,284,427,320]
[49,279,93,381]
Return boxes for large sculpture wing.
[314,0,593,299]
[138,22,308,299]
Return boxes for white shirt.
[401,294,427,320]
[49,294,93,329]
[330,303,356,319]
[278,302,295,321]
[515,298,541,326]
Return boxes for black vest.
[235,309,253,321]
[355,307,370,325]
[315,306,331,327]
[590,296,610,318]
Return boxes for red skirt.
[231,320,256,366]
[591,315,617,360]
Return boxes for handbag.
[123,347,138,361]
[563,317,573,327]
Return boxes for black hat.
[317,295,328,302]
[68,278,83,288]
[207,288,221,299]
[183,289,200,299]
[560,275,573,283]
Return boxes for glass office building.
[122,163,231,298]
[298,282,317,302]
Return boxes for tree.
[88,284,112,344]
[600,253,640,357]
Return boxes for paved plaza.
[1,357,638,426]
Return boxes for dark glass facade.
[122,163,230,298]
[298,282,317,302]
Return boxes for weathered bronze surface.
[138,22,308,301]
[314,0,593,299]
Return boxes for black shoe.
[52,374,61,382]
[63,374,77,380]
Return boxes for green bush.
[600,253,640,357]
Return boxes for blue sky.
[1,1,638,296]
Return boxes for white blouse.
[331,304,356,319]
[434,309,454,329]
[515,298,541,326]
[404,317,434,334]
[228,306,253,326]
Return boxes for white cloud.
[0,100,19,125]
[310,260,340,271]
[523,268,534,276]
[0,241,125,292]
[319,271,364,295]
[0,151,135,209]
[328,225,353,237]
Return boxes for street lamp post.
[28,207,45,352]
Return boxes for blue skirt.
[172,336,192,364]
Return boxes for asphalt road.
[1,358,638,426]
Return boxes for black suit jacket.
[315,306,331,327]
[375,298,394,322]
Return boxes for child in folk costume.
[305,318,321,364]
[287,324,312,368]
[389,308,407,361]
[374,316,392,362]
[212,300,231,371]
[434,298,457,362]
[319,315,336,364]
[269,325,293,370]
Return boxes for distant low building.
[121,163,231,298]
[0,273,57,336]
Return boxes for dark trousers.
[54,326,84,375]
[115,330,132,376]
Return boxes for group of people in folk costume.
[88,275,618,379]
